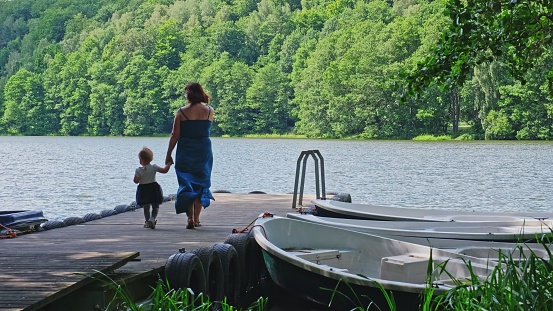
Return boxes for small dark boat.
[0,210,48,231]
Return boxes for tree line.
[1,0,553,139]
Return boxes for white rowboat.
[253,214,501,310]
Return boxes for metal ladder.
[292,150,326,209]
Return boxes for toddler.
[134,147,172,229]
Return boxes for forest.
[1,0,553,139]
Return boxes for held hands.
[165,156,174,165]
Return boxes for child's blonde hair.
[138,147,154,164]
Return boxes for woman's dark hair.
[185,82,210,104]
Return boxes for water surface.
[1,136,552,220]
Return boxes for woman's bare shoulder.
[175,106,188,115]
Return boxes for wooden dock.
[0,193,312,311]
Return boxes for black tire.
[191,246,225,303]
[212,243,240,305]
[82,213,102,222]
[41,220,66,230]
[100,209,117,217]
[224,232,263,307]
[212,190,231,193]
[165,252,207,298]
[331,192,352,203]
[63,216,85,226]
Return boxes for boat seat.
[380,253,431,284]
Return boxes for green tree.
[88,55,127,136]
[404,0,553,98]
[246,63,293,133]
[200,52,253,135]
[121,55,170,136]
[2,68,55,135]
[41,52,66,135]
[240,0,293,57]
[154,19,186,70]
[208,21,257,64]
[56,52,92,136]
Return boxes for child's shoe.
[147,217,156,229]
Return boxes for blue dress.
[174,109,215,215]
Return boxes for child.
[134,147,172,229]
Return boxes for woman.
[165,82,214,229]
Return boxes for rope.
[0,223,18,239]
[231,211,274,233]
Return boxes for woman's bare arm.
[165,111,180,164]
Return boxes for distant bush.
[454,133,475,140]
[412,134,452,141]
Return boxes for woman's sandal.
[186,219,195,229]
[194,221,201,227]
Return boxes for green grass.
[93,273,267,311]
[412,134,452,141]
[327,242,553,311]
[220,133,307,138]
[432,244,553,310]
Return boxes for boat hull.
[313,199,553,222]
[288,213,553,243]
[0,210,48,231]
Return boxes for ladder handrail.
[292,150,326,209]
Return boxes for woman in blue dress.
[165,82,214,229]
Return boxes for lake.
[1,136,553,221]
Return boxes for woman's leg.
[193,198,202,226]
[186,203,195,229]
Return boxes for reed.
[432,244,553,310]
[92,272,268,311]
[327,243,553,311]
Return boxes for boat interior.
[284,247,493,286]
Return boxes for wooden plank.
[0,252,138,311]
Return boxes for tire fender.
[212,243,240,305]
[224,232,263,307]
[165,252,207,297]
[191,246,225,303]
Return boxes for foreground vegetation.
[102,277,268,311]
[2,1,553,139]
[393,244,553,310]
[103,243,553,311]
[433,250,553,310]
